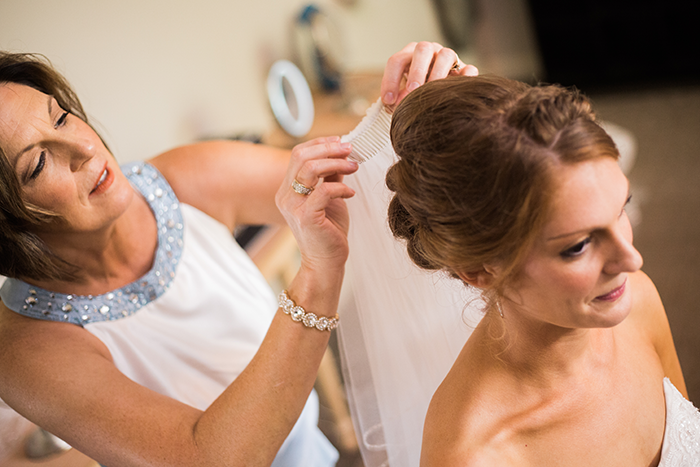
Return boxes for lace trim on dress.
[0,162,183,327]
[659,377,700,466]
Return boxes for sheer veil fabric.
[338,134,483,466]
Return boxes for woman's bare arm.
[0,292,333,467]
[149,140,290,231]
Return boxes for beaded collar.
[0,162,184,327]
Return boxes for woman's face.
[503,157,643,329]
[0,82,133,235]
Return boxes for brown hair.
[386,75,619,309]
[0,52,98,281]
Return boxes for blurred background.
[1,1,699,466]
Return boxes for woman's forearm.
[191,267,343,466]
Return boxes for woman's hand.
[275,136,358,279]
[380,41,479,110]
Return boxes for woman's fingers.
[403,42,441,93]
[381,41,478,108]
[290,135,341,152]
[293,158,358,191]
[287,137,352,177]
[296,182,356,215]
[459,64,479,77]
[380,42,417,106]
[428,46,461,81]
[381,42,441,105]
[277,137,356,209]
[291,181,355,246]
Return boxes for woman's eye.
[561,237,591,258]
[29,151,46,180]
[621,194,632,216]
[55,111,69,128]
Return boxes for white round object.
[267,60,315,137]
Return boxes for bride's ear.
[456,265,499,289]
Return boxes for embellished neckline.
[0,162,184,326]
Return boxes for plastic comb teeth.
[341,98,393,164]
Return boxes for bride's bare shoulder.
[624,270,687,395]
[422,371,519,466]
[421,320,516,465]
[623,271,676,353]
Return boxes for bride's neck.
[493,311,615,386]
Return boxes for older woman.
[0,42,476,466]
[384,75,699,466]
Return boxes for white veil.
[337,123,483,466]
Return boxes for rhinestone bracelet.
[278,290,339,331]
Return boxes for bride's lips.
[595,279,627,302]
[90,165,114,196]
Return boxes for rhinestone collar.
[0,162,184,327]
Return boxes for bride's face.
[502,157,643,329]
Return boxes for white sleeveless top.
[0,162,338,466]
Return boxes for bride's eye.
[29,151,46,180]
[561,237,591,258]
[621,194,632,216]
[55,111,68,128]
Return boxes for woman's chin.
[587,293,634,328]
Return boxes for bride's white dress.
[338,110,700,466]
[660,378,700,466]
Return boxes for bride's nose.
[603,226,643,275]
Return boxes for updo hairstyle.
[0,52,101,281]
[386,75,619,308]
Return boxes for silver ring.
[292,179,314,196]
[450,59,463,72]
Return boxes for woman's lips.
[595,279,627,302]
[90,166,114,196]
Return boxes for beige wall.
[0,0,445,162]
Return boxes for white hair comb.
[341,98,393,164]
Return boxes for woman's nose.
[65,134,96,172]
[604,226,643,275]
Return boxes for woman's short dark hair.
[386,75,619,310]
[0,52,96,281]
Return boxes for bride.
[369,75,699,466]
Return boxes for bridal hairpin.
[341,98,393,164]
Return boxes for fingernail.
[341,142,352,150]
[328,136,340,142]
[407,81,420,92]
[348,160,358,168]
[383,92,395,105]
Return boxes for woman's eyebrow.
[547,228,590,242]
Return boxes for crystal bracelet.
[278,290,339,331]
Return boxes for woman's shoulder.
[147,140,289,230]
[624,270,688,396]
[0,300,112,408]
[0,300,112,365]
[624,270,668,341]
[422,321,518,463]
[423,365,524,467]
